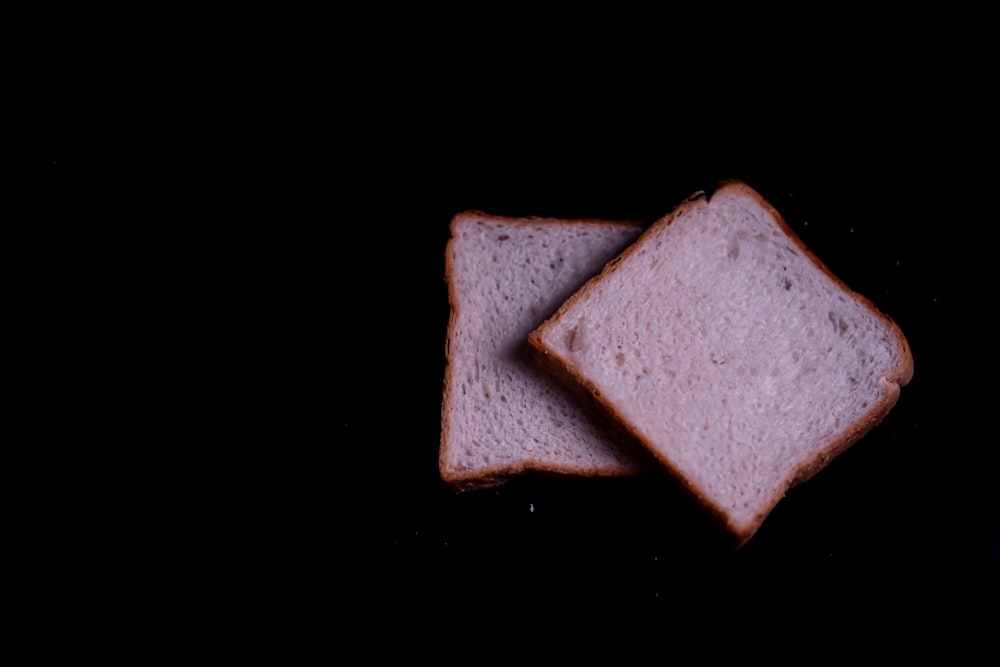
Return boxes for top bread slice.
[440,210,653,491]
[528,180,914,545]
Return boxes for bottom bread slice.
[440,210,652,491]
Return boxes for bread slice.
[528,180,914,545]
[440,210,653,491]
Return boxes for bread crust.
[528,180,914,546]
[440,210,653,492]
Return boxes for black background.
[19,12,996,653]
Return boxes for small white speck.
[932,297,938,303]
[849,228,855,234]
[896,260,901,267]
[802,220,809,226]
[529,503,534,513]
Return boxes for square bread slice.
[440,210,653,491]
[528,180,914,545]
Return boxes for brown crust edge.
[527,179,915,546]
[439,210,651,492]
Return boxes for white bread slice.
[528,180,914,545]
[440,210,653,491]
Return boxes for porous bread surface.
[530,181,913,539]
[440,211,647,489]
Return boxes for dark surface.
[19,17,996,651]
